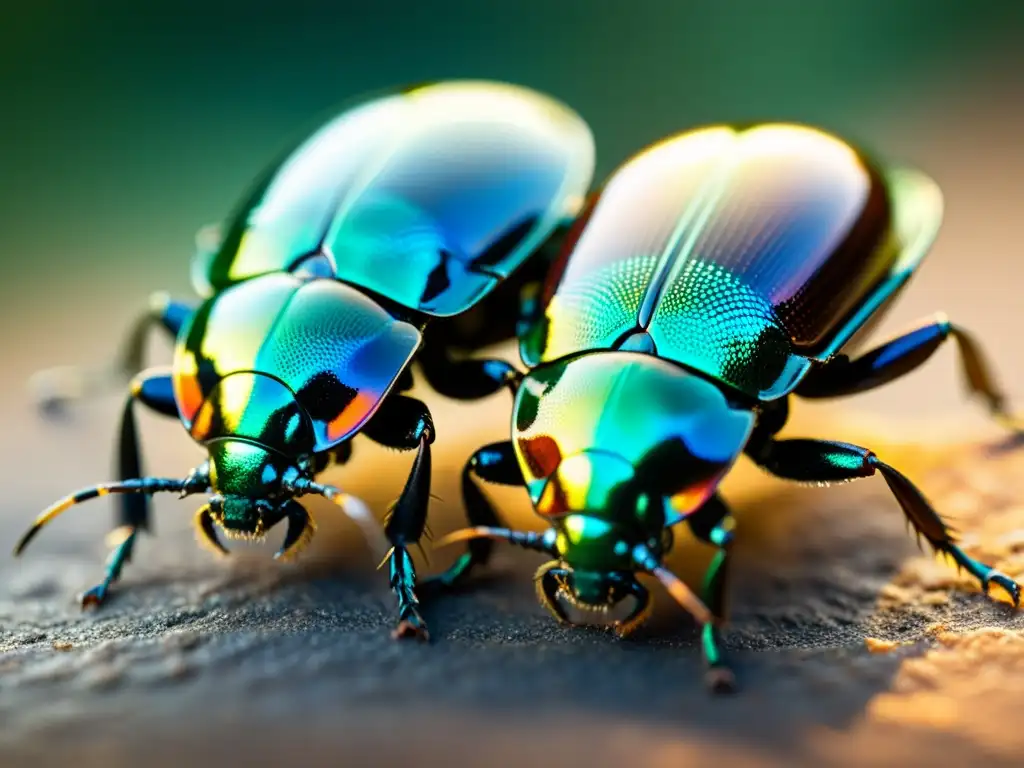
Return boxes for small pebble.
[865,637,901,654]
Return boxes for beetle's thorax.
[512,351,756,526]
[173,274,422,454]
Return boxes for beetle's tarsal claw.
[389,545,429,642]
[194,505,229,557]
[985,571,1021,608]
[80,584,109,609]
[392,616,430,642]
[943,542,1022,607]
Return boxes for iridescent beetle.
[16,81,595,639]
[434,123,1023,687]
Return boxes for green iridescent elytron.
[17,80,596,641]
[437,122,1024,693]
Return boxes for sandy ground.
[2,354,1024,767]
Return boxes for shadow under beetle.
[16,80,595,640]
[435,122,1024,688]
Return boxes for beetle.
[430,122,1023,687]
[15,80,595,640]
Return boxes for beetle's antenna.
[630,543,714,626]
[434,526,556,554]
[14,477,200,556]
[648,565,714,627]
[294,481,389,562]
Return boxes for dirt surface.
[2,355,1024,767]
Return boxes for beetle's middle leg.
[363,394,435,641]
[31,293,193,414]
[82,367,180,608]
[747,436,1022,607]
[796,313,1022,432]
[686,493,738,693]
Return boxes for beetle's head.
[525,451,663,631]
[543,564,642,611]
[203,439,300,539]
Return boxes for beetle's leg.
[415,279,539,399]
[686,493,738,694]
[796,314,1022,432]
[748,437,1022,607]
[416,339,523,400]
[31,293,193,414]
[81,368,179,609]
[423,440,525,591]
[363,394,435,642]
[118,369,179,529]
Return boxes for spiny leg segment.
[749,437,1021,606]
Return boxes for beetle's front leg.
[82,367,180,608]
[747,437,1021,607]
[797,313,1023,433]
[363,394,435,641]
[30,293,193,415]
[686,494,737,694]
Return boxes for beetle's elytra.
[436,122,1023,692]
[17,80,596,641]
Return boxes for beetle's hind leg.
[796,313,1023,433]
[422,440,524,592]
[363,394,436,642]
[30,293,192,415]
[748,437,1021,607]
[686,494,738,694]
[82,368,180,608]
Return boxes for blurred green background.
[1,0,1023,421]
